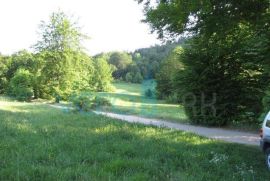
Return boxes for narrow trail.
[94,111,260,146]
[48,104,260,146]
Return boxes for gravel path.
[48,104,260,146]
[94,111,260,146]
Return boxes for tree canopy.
[0,11,113,101]
[139,0,270,126]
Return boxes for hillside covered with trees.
[139,0,270,126]
[94,39,185,83]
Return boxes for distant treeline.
[94,39,185,83]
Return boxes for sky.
[0,0,161,55]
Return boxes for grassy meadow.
[96,80,187,123]
[0,97,269,180]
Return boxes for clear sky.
[0,0,161,55]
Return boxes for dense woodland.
[1,0,270,127]
[94,39,184,83]
[139,0,270,126]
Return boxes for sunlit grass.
[96,80,187,122]
[0,98,269,180]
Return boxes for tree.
[35,11,91,99]
[71,52,95,92]
[134,72,143,83]
[93,58,113,92]
[108,52,132,79]
[156,46,184,100]
[131,40,184,79]
[6,50,36,81]
[9,69,33,101]
[138,0,270,126]
[0,55,9,93]
[138,0,268,39]
[125,72,133,83]
[0,50,41,97]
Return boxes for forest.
[1,0,270,128]
[1,1,270,180]
[139,0,270,126]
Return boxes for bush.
[125,72,133,83]
[9,69,33,101]
[70,92,94,111]
[133,72,143,83]
[92,96,111,108]
[70,92,111,111]
[145,89,155,98]
[165,93,179,104]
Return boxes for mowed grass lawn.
[96,81,187,123]
[0,97,269,180]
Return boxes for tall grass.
[0,98,269,180]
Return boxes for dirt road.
[94,111,260,146]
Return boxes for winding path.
[49,104,260,146]
[94,111,260,146]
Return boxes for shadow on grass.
[0,102,268,180]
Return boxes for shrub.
[70,92,94,111]
[92,96,111,108]
[125,72,133,83]
[9,69,33,101]
[145,89,155,99]
[70,93,111,111]
[133,72,143,83]
[166,93,179,104]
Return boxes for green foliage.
[144,88,155,99]
[109,52,132,70]
[261,87,270,122]
[97,41,184,82]
[139,0,268,39]
[0,50,40,96]
[93,58,113,92]
[134,72,143,83]
[131,40,185,79]
[35,11,96,100]
[71,53,95,92]
[6,50,36,81]
[0,55,8,93]
[125,72,133,83]
[109,52,132,79]
[125,71,143,83]
[9,69,33,101]
[139,0,270,126]
[92,96,112,108]
[178,33,267,126]
[70,92,111,111]
[0,11,114,101]
[70,92,95,111]
[156,46,184,101]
